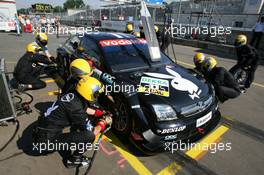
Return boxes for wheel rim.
[234,70,247,84]
[113,101,129,131]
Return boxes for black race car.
[56,32,221,153]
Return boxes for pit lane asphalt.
[0,33,263,175]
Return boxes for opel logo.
[197,101,204,110]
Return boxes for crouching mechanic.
[229,34,259,88]
[33,77,112,168]
[202,57,241,103]
[193,52,206,73]
[32,33,53,61]
[187,52,207,78]
[61,59,115,95]
[13,43,53,91]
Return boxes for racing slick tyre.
[110,95,133,138]
[106,95,153,156]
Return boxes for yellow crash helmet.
[36,33,48,47]
[134,32,141,38]
[193,52,206,66]
[154,25,159,33]
[202,57,218,72]
[26,43,41,53]
[126,23,133,32]
[76,77,104,102]
[70,59,93,78]
[234,34,247,47]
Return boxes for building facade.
[170,0,264,28]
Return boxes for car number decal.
[144,67,202,100]
[138,76,170,97]
[196,111,212,128]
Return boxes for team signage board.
[32,4,53,12]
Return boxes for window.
[234,21,243,27]
[80,37,102,61]
[101,40,172,72]
[79,37,102,68]
[64,35,80,53]
[249,0,258,5]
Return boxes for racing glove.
[94,109,110,117]
[96,116,112,132]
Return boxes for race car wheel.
[111,95,132,137]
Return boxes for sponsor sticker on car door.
[196,111,212,128]
[99,39,146,47]
[138,76,170,97]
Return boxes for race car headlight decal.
[153,105,177,121]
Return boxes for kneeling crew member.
[62,58,115,95]
[14,43,53,91]
[34,77,112,168]
[193,52,206,72]
[32,33,53,60]
[202,57,241,103]
[61,59,94,95]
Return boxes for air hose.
[0,92,31,153]
[83,126,111,175]
[0,119,20,153]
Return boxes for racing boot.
[240,87,247,94]
[66,155,91,168]
[244,81,251,89]
[17,84,28,93]
[238,84,247,94]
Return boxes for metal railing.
[55,5,261,29]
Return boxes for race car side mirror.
[71,41,79,50]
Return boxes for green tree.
[86,4,91,10]
[53,6,64,12]
[63,0,85,10]
[17,8,28,15]
[75,0,85,8]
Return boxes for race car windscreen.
[99,38,171,72]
